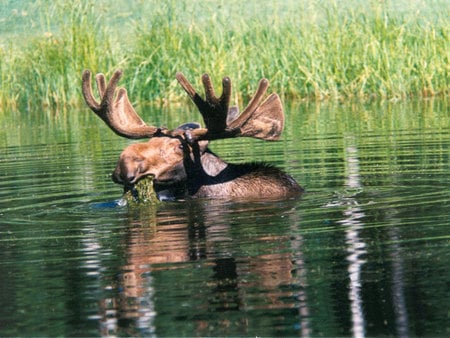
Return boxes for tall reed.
[127,0,450,103]
[0,0,449,115]
[1,0,120,115]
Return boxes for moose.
[81,69,303,201]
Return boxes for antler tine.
[219,76,232,109]
[176,72,230,133]
[175,72,200,102]
[201,73,232,107]
[82,69,163,139]
[202,74,217,103]
[228,78,269,128]
[95,73,107,98]
[82,70,100,111]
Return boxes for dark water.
[1,99,449,337]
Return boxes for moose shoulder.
[82,70,303,201]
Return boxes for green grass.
[0,0,449,115]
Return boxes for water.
[1,99,449,336]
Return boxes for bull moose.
[81,69,303,201]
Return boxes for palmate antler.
[81,69,284,141]
[82,69,165,139]
[176,73,284,141]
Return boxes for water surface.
[1,99,449,336]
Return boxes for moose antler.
[82,69,165,139]
[176,73,284,141]
[82,69,284,141]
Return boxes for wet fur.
[113,137,303,201]
[185,149,302,199]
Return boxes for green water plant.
[122,176,160,206]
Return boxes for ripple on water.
[1,101,449,337]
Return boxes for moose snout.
[112,165,138,185]
[111,149,155,186]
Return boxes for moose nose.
[112,172,137,185]
[111,169,136,184]
[126,174,136,184]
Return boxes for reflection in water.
[96,201,304,336]
[290,226,311,337]
[99,207,167,336]
[338,136,411,338]
[388,214,410,338]
[340,137,367,338]
[1,99,449,336]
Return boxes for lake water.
[0,99,449,336]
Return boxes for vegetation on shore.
[0,0,449,115]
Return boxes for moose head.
[82,70,302,201]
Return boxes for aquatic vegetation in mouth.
[122,176,159,206]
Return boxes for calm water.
[0,99,449,337]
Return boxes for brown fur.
[112,137,303,201]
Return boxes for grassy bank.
[0,0,449,115]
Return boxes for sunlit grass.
[1,0,120,115]
[0,0,449,115]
